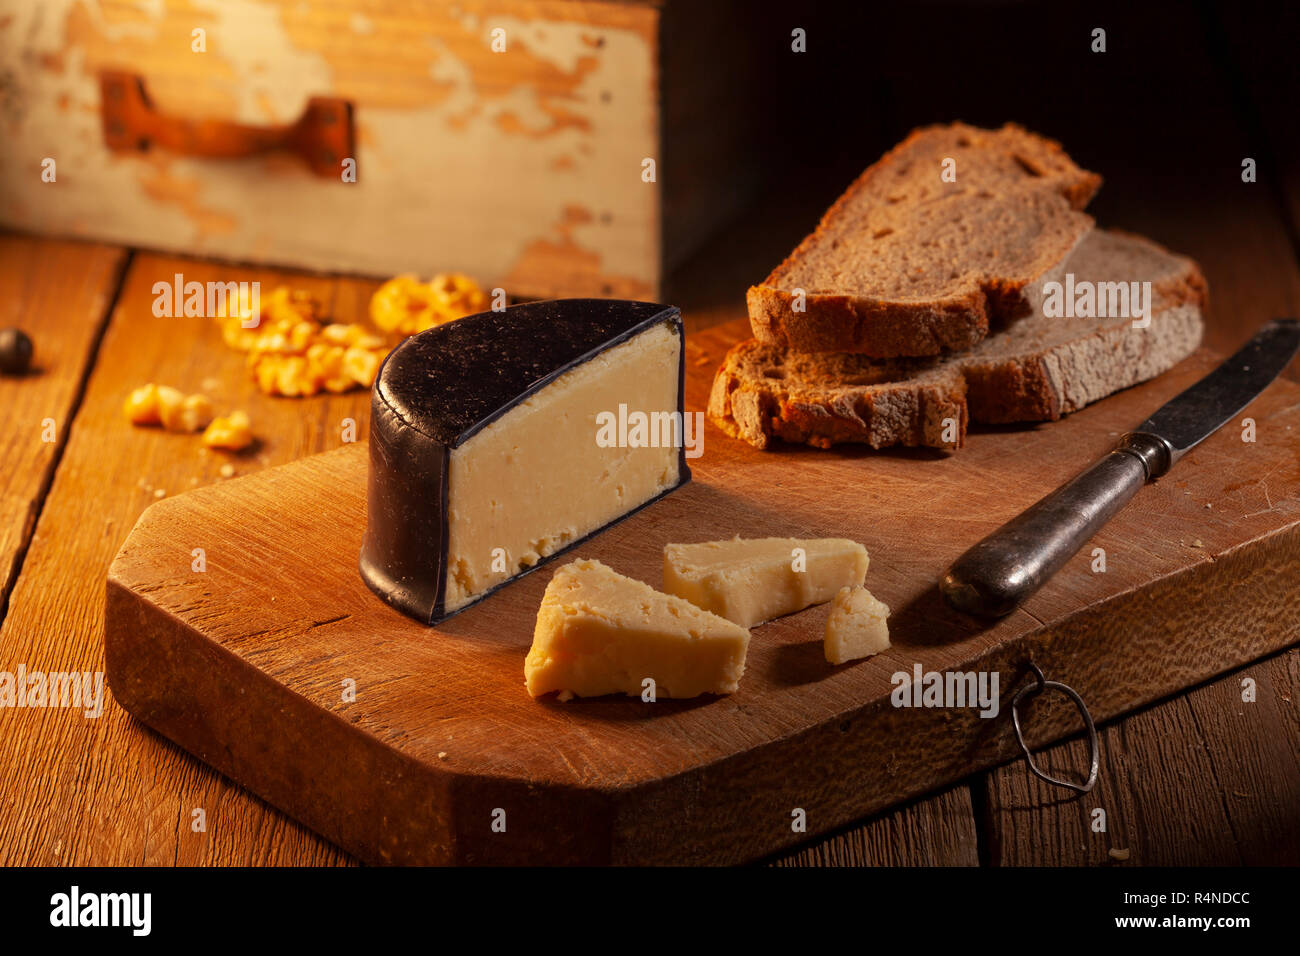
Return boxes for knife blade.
[940,318,1300,618]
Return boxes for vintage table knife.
[941,319,1300,617]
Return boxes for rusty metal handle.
[939,436,1164,617]
[99,71,354,179]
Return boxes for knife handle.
[940,432,1173,617]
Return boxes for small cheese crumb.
[153,488,166,499]
[1108,847,1131,861]
[824,586,891,665]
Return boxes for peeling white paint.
[425,35,479,118]
[193,0,333,122]
[491,16,602,74]
[0,0,659,295]
[76,0,163,43]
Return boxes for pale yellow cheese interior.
[824,586,891,665]
[663,536,869,628]
[445,322,680,612]
[525,559,750,699]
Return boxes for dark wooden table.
[1,0,1297,866]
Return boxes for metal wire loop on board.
[1010,662,1100,795]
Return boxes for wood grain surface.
[103,314,1300,864]
[0,251,366,865]
[0,238,125,615]
[771,785,980,867]
[4,0,1300,868]
[983,648,1300,866]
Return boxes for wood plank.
[771,786,979,867]
[0,235,125,620]
[982,648,1300,866]
[103,316,1300,864]
[0,251,376,865]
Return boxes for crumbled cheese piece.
[824,586,891,665]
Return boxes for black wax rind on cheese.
[359,299,690,625]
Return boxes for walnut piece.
[124,384,214,433]
[202,411,253,451]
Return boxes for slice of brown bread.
[748,123,1102,357]
[711,229,1208,451]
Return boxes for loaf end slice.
[749,122,1101,357]
[708,345,969,450]
[961,229,1208,423]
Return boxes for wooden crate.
[0,0,788,299]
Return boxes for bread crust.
[712,231,1208,452]
[747,285,990,355]
[750,123,1102,358]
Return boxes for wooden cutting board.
[105,320,1300,865]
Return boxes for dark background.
[667,0,1300,366]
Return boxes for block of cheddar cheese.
[663,536,869,628]
[360,300,689,623]
[525,559,750,700]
